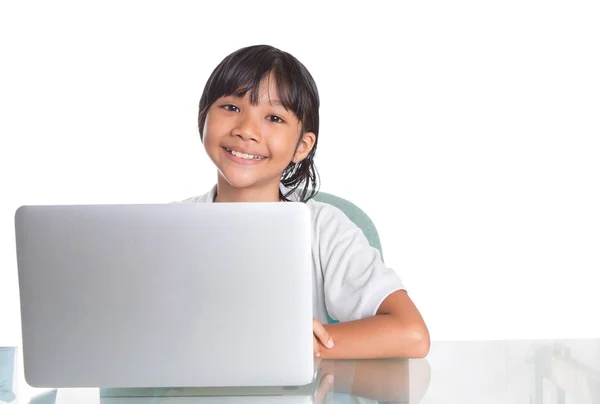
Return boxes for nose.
[232,111,262,142]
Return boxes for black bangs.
[197,45,320,202]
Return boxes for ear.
[292,132,316,163]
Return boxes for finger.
[313,318,334,348]
[315,373,334,404]
[313,335,321,357]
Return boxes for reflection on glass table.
[418,339,600,404]
[24,358,427,404]
[0,348,16,404]
[529,341,600,404]
[5,339,600,404]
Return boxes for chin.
[220,173,261,190]
[219,169,283,192]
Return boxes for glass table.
[2,339,599,403]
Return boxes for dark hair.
[198,45,320,202]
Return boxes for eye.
[222,104,240,112]
[267,115,284,123]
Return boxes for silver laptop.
[15,202,314,389]
[98,364,323,404]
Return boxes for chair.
[312,191,384,325]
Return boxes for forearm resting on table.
[321,314,429,359]
[320,290,430,359]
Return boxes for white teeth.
[228,148,264,160]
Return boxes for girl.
[184,45,430,359]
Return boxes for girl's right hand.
[313,318,334,357]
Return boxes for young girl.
[184,45,430,359]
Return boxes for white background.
[1,0,599,347]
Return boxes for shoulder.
[169,195,206,204]
[176,185,216,203]
[169,193,210,204]
[305,198,353,228]
[178,195,208,203]
[281,185,355,231]
[304,198,364,249]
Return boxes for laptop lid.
[15,202,314,388]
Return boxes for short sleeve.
[315,204,406,322]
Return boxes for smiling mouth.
[223,147,266,160]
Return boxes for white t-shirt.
[181,185,406,324]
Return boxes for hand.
[313,318,334,357]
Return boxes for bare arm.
[319,290,430,359]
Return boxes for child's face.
[202,75,315,196]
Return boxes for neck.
[214,176,281,203]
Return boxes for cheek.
[203,114,221,146]
[202,125,222,161]
[268,130,300,158]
